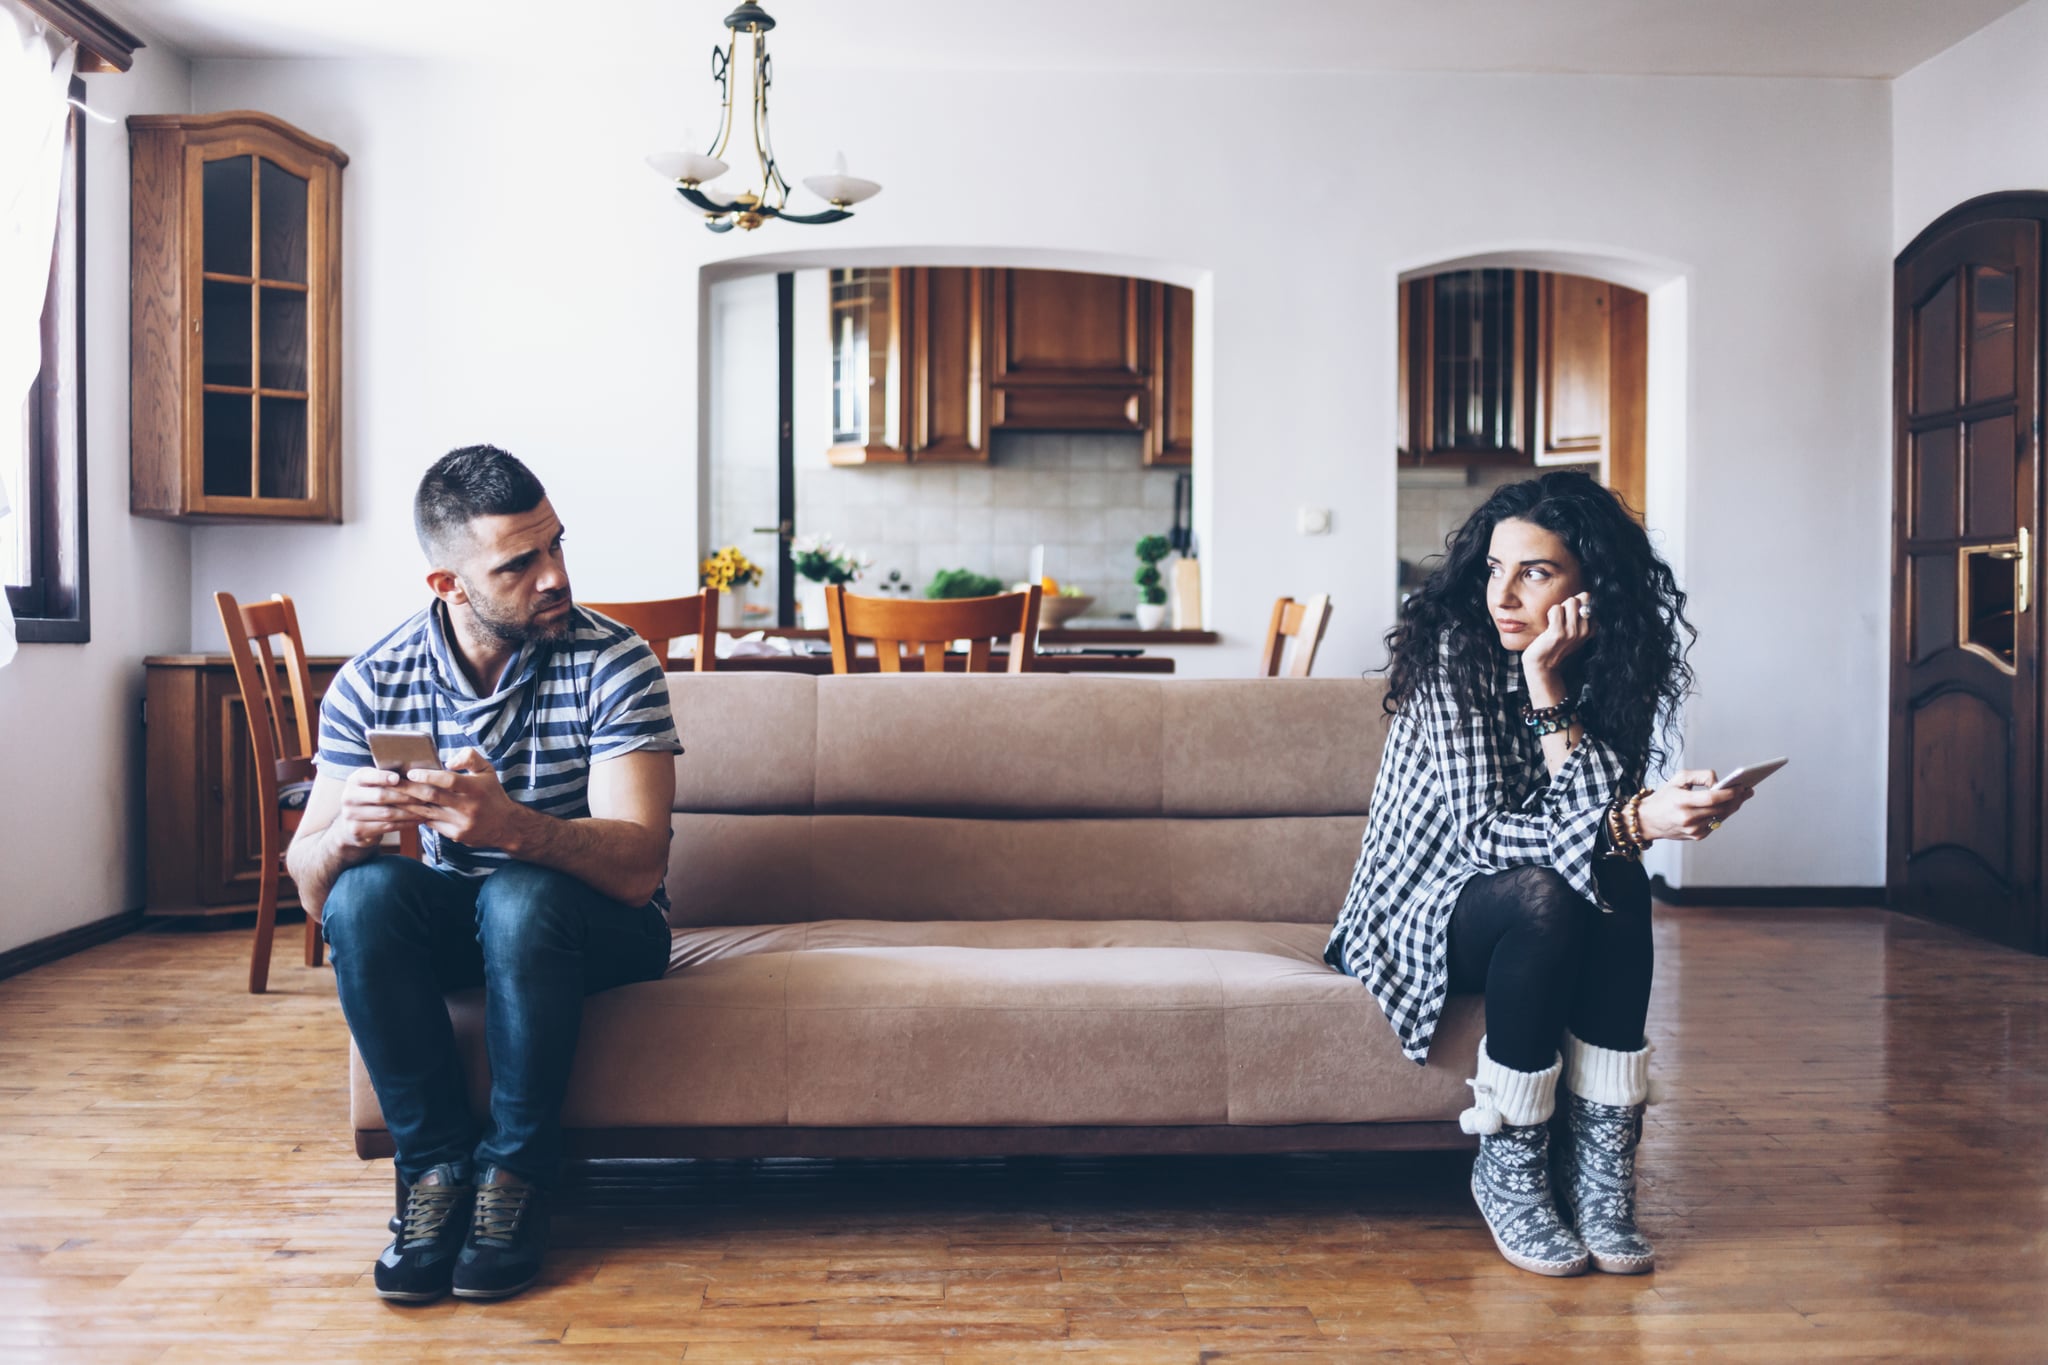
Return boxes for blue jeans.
[322,857,670,1187]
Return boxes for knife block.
[1170,556,1203,630]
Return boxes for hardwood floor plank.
[2,907,2045,1358]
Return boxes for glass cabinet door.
[200,150,312,506]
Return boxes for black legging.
[1447,859,1652,1073]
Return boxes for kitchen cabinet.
[1400,268,1534,464]
[1147,284,1194,467]
[143,654,342,916]
[990,268,1152,434]
[1401,268,1647,515]
[829,266,992,465]
[129,112,347,522]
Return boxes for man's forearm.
[287,824,379,920]
[498,807,668,907]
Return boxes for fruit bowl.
[1037,593,1094,630]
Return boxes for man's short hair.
[414,445,546,560]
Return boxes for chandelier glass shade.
[646,2,881,232]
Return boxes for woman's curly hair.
[1384,469,1694,775]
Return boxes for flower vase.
[717,586,746,630]
[796,579,830,630]
[1135,602,1169,630]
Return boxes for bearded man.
[287,445,678,1304]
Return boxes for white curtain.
[0,0,77,666]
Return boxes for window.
[5,77,88,642]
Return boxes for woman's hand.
[1637,769,1754,842]
[1522,591,1595,703]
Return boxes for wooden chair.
[215,591,387,994]
[1258,594,1334,677]
[825,585,1043,673]
[581,588,720,670]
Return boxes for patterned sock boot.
[1555,1032,1656,1274]
[1461,1037,1588,1277]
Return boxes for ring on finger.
[1706,818,1722,832]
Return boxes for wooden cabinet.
[1532,274,1648,515]
[827,267,1195,464]
[1401,268,1648,515]
[1401,269,1533,463]
[991,269,1152,434]
[1147,284,1195,467]
[144,654,341,915]
[129,112,347,522]
[829,266,992,465]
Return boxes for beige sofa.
[351,675,1483,1161]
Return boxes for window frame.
[9,76,90,644]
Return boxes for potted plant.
[699,545,765,629]
[791,534,872,627]
[1133,534,1171,630]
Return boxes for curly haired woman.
[1327,470,1753,1277]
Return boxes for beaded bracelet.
[1622,788,1653,851]
[1520,698,1574,724]
[1529,713,1575,738]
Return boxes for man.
[288,445,678,1303]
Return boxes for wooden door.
[1890,210,2042,951]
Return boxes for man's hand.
[332,765,437,849]
[396,747,531,852]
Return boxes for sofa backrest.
[664,674,1390,928]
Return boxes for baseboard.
[1650,876,1885,908]
[0,908,145,981]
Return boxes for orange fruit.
[1040,575,1060,595]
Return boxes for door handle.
[1983,526,2031,614]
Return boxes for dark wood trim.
[1650,876,1884,908]
[1898,191,2048,264]
[356,1121,1474,1162]
[0,909,142,981]
[11,78,89,644]
[15,0,144,73]
[753,627,1221,646]
[777,272,796,626]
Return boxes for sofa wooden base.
[354,1122,1476,1162]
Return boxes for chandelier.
[646,2,881,232]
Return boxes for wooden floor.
[3,906,2046,1362]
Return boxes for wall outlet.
[1298,506,1333,535]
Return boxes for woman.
[1326,470,1751,1278]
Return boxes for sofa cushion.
[669,675,1390,821]
[664,814,1365,927]
[349,922,1481,1136]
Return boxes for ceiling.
[94,0,2025,78]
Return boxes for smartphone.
[365,728,442,775]
[1710,757,1788,792]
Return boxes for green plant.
[926,568,1005,600]
[1133,533,1171,607]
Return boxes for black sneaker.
[452,1165,548,1300]
[374,1164,474,1302]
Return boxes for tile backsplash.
[1396,462,1598,577]
[794,433,1184,620]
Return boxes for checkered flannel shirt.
[1325,647,1639,1064]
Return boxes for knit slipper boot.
[1556,1032,1656,1274]
[1462,1037,1588,1277]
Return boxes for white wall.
[1894,0,2048,250]
[0,37,193,955]
[174,59,1892,888]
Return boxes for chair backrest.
[582,589,720,671]
[215,590,318,784]
[825,585,1042,674]
[1259,594,1334,677]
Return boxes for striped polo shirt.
[316,602,680,909]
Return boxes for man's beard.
[463,582,574,646]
